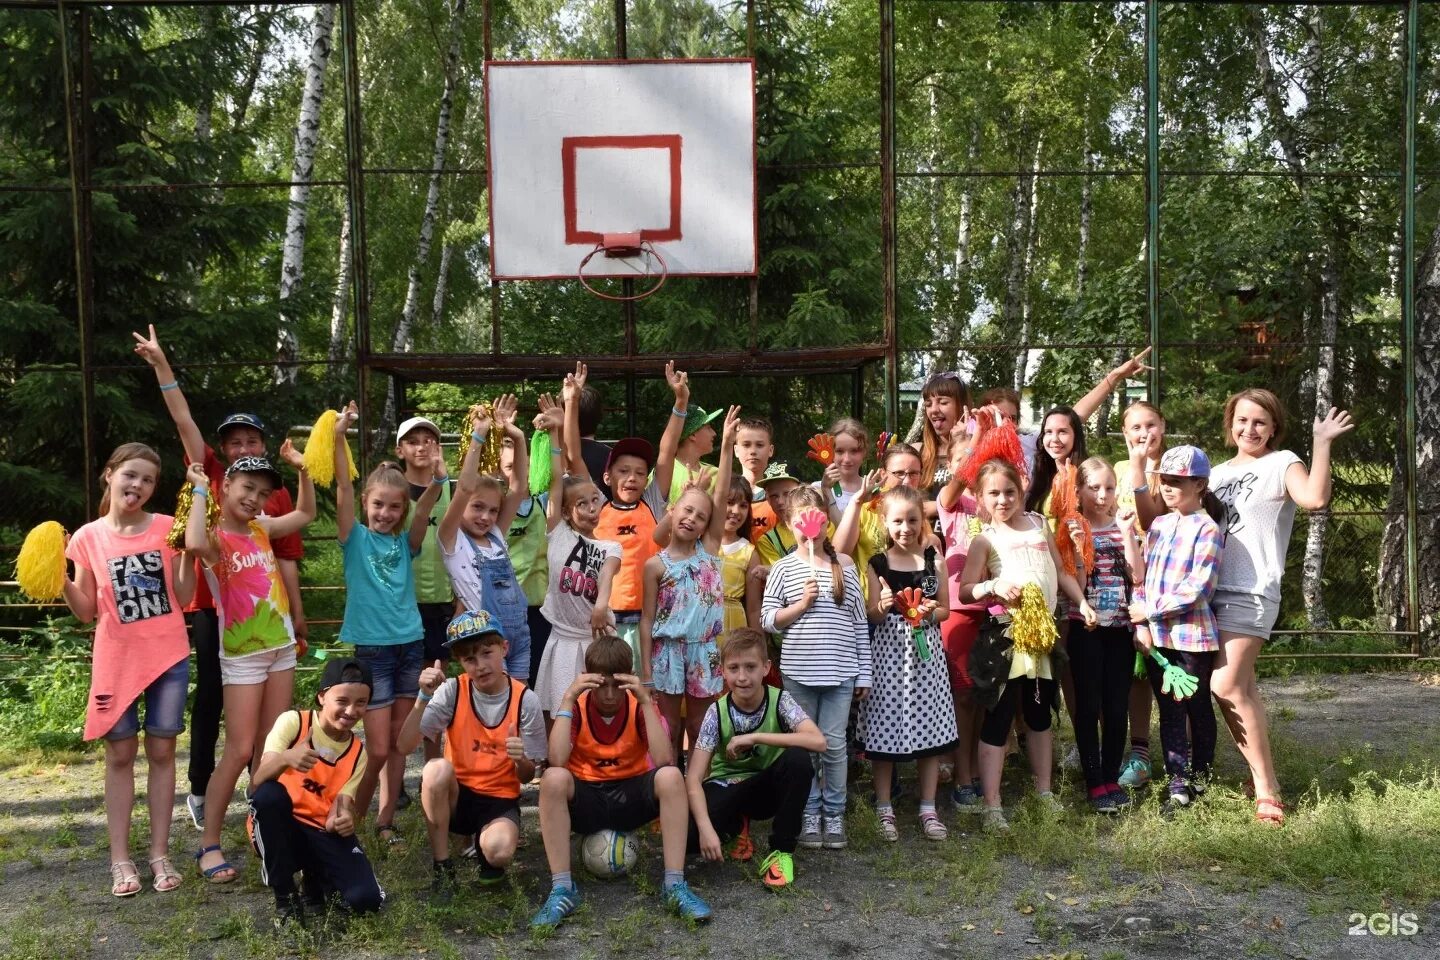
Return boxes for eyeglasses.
[888,468,922,480]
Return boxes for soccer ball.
[580,829,638,879]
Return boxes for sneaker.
[477,863,506,886]
[919,812,948,840]
[530,884,582,929]
[877,809,898,842]
[1107,785,1133,811]
[982,806,1010,833]
[273,894,306,930]
[728,819,754,862]
[1190,771,1211,797]
[950,783,982,809]
[1061,746,1081,772]
[1088,790,1119,815]
[663,881,713,923]
[1118,753,1151,788]
[461,834,480,858]
[186,794,205,831]
[798,813,823,849]
[822,814,848,849]
[430,863,459,904]
[1035,791,1065,815]
[758,850,794,890]
[1163,779,1194,814]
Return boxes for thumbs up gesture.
[419,659,446,697]
[877,576,895,613]
[505,721,525,762]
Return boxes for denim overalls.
[468,530,533,679]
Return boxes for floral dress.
[649,543,725,698]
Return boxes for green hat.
[754,461,800,487]
[681,405,723,440]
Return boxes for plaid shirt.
[1134,511,1222,652]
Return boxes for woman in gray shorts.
[1208,388,1353,826]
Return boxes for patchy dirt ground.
[1,672,1437,960]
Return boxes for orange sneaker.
[758,850,793,890]
[728,818,754,862]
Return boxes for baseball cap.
[319,657,374,694]
[680,406,723,440]
[1158,445,1211,479]
[396,416,442,444]
[217,412,266,437]
[224,455,282,487]
[754,461,800,487]
[444,609,505,649]
[605,437,657,473]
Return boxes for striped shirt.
[760,552,871,688]
[1134,511,1222,653]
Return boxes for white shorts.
[1211,590,1280,641]
[221,644,298,686]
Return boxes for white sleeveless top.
[985,512,1058,612]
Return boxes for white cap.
[396,416,442,444]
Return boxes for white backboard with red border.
[485,59,757,281]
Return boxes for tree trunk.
[432,237,455,328]
[273,4,337,386]
[1300,244,1339,628]
[378,0,468,447]
[194,8,216,142]
[231,9,275,134]
[328,203,352,364]
[1011,138,1042,393]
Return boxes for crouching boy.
[530,633,711,929]
[249,658,384,926]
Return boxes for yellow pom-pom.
[1010,582,1058,657]
[303,409,356,487]
[15,521,68,601]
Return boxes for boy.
[735,416,779,540]
[753,462,810,567]
[531,634,711,929]
[576,374,613,500]
[687,629,825,890]
[667,405,723,504]
[132,324,306,828]
[249,657,383,927]
[397,609,546,899]
[565,361,686,669]
[395,415,456,675]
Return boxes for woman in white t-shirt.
[1208,388,1353,826]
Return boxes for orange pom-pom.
[1051,462,1094,579]
[959,419,1027,489]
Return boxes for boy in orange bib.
[530,634,711,929]
[249,658,383,927]
[396,610,546,899]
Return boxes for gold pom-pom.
[303,409,356,487]
[15,521,67,601]
[167,483,220,549]
[456,403,503,476]
[1009,582,1058,657]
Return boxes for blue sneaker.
[1118,753,1151,788]
[951,783,982,809]
[530,884,582,929]
[663,881,713,923]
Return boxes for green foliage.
[0,620,93,752]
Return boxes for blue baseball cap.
[444,609,505,649]
[217,412,267,437]
[1158,445,1211,479]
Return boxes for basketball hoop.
[577,232,669,302]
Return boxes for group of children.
[51,329,1355,930]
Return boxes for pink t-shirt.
[936,493,988,613]
[66,515,189,740]
[204,522,295,661]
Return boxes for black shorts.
[451,785,521,835]
[570,771,660,835]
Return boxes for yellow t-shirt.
[264,710,367,798]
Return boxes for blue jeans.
[354,640,423,709]
[782,676,855,817]
[470,535,533,679]
[106,656,190,741]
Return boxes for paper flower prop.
[875,431,895,461]
[1010,582,1058,657]
[166,481,220,550]
[1149,649,1199,700]
[303,409,359,487]
[806,433,836,467]
[14,521,67,601]
[1050,461,1094,579]
[895,586,932,660]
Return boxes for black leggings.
[979,676,1056,747]
[1146,647,1216,783]
[687,746,814,855]
[186,609,221,796]
[1069,625,1135,789]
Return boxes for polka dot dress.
[863,550,959,761]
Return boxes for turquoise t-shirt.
[340,526,424,646]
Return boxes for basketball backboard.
[485,59,757,282]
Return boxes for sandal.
[1255,797,1286,826]
[920,813,949,841]
[149,855,183,893]
[195,844,237,884]
[110,860,142,898]
[376,823,403,847]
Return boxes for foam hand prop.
[1149,648,1199,700]
[795,508,826,579]
[806,433,836,468]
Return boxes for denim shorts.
[354,639,423,709]
[220,644,297,686]
[106,657,190,741]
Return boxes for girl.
[63,443,195,896]
[865,485,956,841]
[833,441,933,600]
[917,372,972,493]
[536,397,622,718]
[185,444,314,883]
[1069,458,1139,814]
[438,396,532,679]
[719,476,761,632]
[641,406,739,758]
[333,401,441,844]
[959,460,1096,833]
[760,487,870,851]
[504,427,552,683]
[816,418,869,513]
[1111,401,1169,788]
[1208,390,1353,825]
[1128,445,1225,812]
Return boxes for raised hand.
[857,468,886,503]
[277,438,304,469]
[1313,407,1354,444]
[876,576,895,612]
[721,404,741,447]
[131,323,167,367]
[336,400,358,436]
[284,744,320,773]
[533,393,562,432]
[492,393,519,429]
[471,400,494,436]
[185,462,210,490]
[1109,345,1154,383]
[418,659,446,696]
[665,359,691,409]
[505,722,525,762]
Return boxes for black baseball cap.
[605,437,657,473]
[217,412,267,437]
[224,455,282,487]
[319,657,374,694]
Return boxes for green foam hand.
[1148,649,1198,700]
